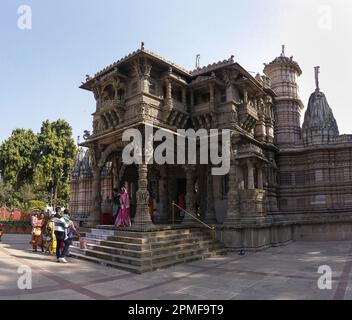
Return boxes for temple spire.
[315,66,320,91]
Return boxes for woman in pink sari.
[115,187,131,227]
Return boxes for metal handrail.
[171,201,215,231]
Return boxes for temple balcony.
[172,99,187,112]
[97,98,125,112]
[191,101,215,116]
[238,102,258,133]
[237,143,265,160]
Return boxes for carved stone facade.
[69,45,352,249]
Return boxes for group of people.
[30,207,79,263]
[112,187,131,227]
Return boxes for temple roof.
[302,89,339,145]
[72,148,92,177]
[80,45,263,91]
[264,46,302,75]
[81,46,192,89]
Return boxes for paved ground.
[0,234,352,300]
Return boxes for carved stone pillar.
[159,166,168,223]
[163,77,173,121]
[112,158,121,190]
[90,166,102,226]
[142,61,152,93]
[257,165,264,190]
[243,86,248,104]
[224,153,240,225]
[247,159,255,190]
[204,166,217,224]
[133,164,153,230]
[183,165,196,225]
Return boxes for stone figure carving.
[83,130,91,140]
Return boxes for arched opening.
[102,84,115,101]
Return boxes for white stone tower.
[264,46,304,146]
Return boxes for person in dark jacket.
[53,207,68,263]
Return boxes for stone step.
[82,226,208,238]
[70,227,227,273]
[71,239,223,259]
[78,232,214,250]
[105,231,213,244]
[78,245,226,267]
[73,234,220,254]
[69,248,226,273]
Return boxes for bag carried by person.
[34,227,42,237]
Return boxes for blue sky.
[1,0,351,143]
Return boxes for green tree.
[0,182,16,208]
[35,119,77,206]
[0,129,38,189]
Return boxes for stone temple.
[68,44,352,272]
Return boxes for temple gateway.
[68,45,352,272]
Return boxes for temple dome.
[302,89,339,145]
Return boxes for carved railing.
[98,98,125,111]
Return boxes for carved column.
[224,149,240,225]
[243,86,248,104]
[159,166,168,223]
[90,166,102,226]
[257,165,264,190]
[247,159,255,190]
[183,165,196,225]
[142,61,152,93]
[133,164,153,230]
[163,77,173,121]
[204,166,217,224]
[112,157,121,190]
[166,79,172,103]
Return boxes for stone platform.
[69,225,227,273]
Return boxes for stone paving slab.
[1,234,352,300]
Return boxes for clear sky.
[1,0,351,143]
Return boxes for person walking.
[45,212,57,254]
[32,212,45,252]
[61,211,80,262]
[30,212,38,245]
[53,207,69,263]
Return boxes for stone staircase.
[69,226,227,273]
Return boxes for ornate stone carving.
[83,130,91,141]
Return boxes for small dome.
[302,89,339,145]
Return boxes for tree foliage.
[35,119,77,206]
[0,129,37,189]
[0,119,77,210]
